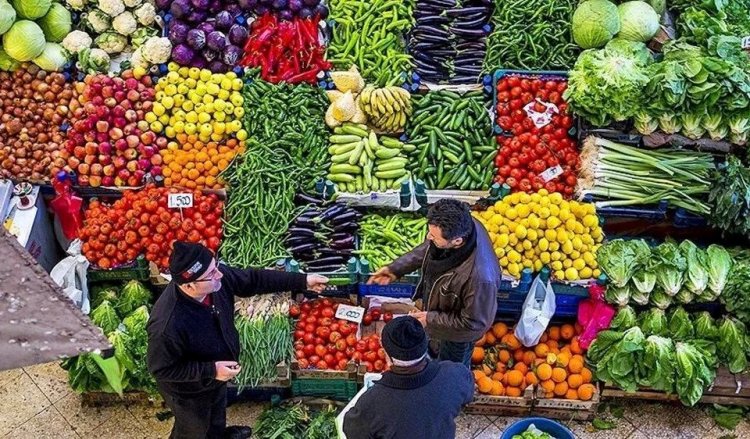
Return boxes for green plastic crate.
[291,378,359,401]
[87,256,150,282]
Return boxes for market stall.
[1,0,750,434]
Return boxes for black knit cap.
[169,241,214,284]
[381,316,428,362]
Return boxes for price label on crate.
[335,304,366,324]
[540,165,564,182]
[168,193,193,209]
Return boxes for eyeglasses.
[192,258,221,284]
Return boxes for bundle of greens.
[668,307,695,341]
[722,260,750,326]
[717,317,748,373]
[596,239,651,287]
[679,240,710,296]
[675,341,717,406]
[694,311,719,340]
[564,39,652,127]
[637,335,676,392]
[709,156,750,237]
[594,326,646,392]
[610,305,638,331]
[254,403,337,439]
[638,308,669,336]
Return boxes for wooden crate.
[290,358,361,380]
[532,384,600,421]
[464,385,534,416]
[81,391,160,407]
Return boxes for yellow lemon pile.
[145,63,247,143]
[473,189,604,281]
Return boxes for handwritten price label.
[335,304,366,324]
[168,193,193,209]
[540,165,564,182]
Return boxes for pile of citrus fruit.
[471,322,596,401]
[160,134,244,189]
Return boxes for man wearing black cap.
[342,316,474,439]
[369,198,501,367]
[147,241,329,439]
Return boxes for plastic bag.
[50,239,91,314]
[577,282,616,349]
[514,273,556,347]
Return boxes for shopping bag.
[50,239,91,314]
[577,282,615,349]
[514,273,556,347]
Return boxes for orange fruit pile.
[160,134,245,189]
[472,322,596,401]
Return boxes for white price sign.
[335,304,366,324]
[540,165,564,183]
[743,36,750,50]
[168,193,193,209]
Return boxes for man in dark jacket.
[343,316,474,439]
[147,241,328,439]
[369,199,501,366]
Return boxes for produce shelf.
[492,69,569,136]
[532,383,600,422]
[464,385,535,416]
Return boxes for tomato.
[289,305,301,318]
[322,298,333,307]
[338,359,349,370]
[363,361,374,373]
[321,307,335,318]
[377,348,386,360]
[355,340,368,353]
[335,339,347,351]
[351,351,362,362]
[340,323,353,336]
[370,308,381,321]
[367,339,380,352]
[374,360,385,372]
[346,334,357,347]
[364,351,378,362]
[363,314,373,326]
[319,317,333,327]
[295,350,306,360]
[305,316,317,324]
[544,181,557,193]
[382,312,393,323]
[329,331,342,343]
[304,322,316,333]
[301,303,312,312]
[506,177,518,188]
[566,175,577,186]
[294,330,305,339]
[314,345,327,357]
[519,179,532,192]
[316,360,328,370]
[303,333,315,344]
[316,327,331,339]
[303,344,315,356]
[309,355,320,365]
[298,358,310,369]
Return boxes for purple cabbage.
[210,0,222,9]
[206,31,227,51]
[187,10,208,23]
[202,48,218,61]
[197,22,215,35]
[191,56,208,69]
[226,4,242,17]
[190,0,210,9]
[314,4,328,18]
[279,9,293,20]
[170,0,190,18]
[228,24,249,45]
[208,61,226,73]
[222,45,243,65]
[215,11,233,30]
[272,0,287,9]
[168,21,189,44]
[171,44,195,65]
[299,7,312,18]
[288,0,302,12]
[302,0,318,6]
[186,29,206,50]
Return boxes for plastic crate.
[583,194,669,221]
[492,70,569,136]
[673,208,708,228]
[285,257,359,298]
[291,378,359,401]
[496,280,589,318]
[88,256,150,282]
[358,258,420,299]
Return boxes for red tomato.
[298,358,310,369]
[321,307,335,318]
[303,344,315,356]
[346,334,357,347]
[289,305,301,318]
[303,333,315,344]
[316,327,331,339]
[294,330,305,339]
[316,360,328,369]
[338,359,349,370]
[309,355,320,365]
[364,351,378,362]
[355,340,368,353]
[367,339,380,352]
[315,345,327,357]
[377,348,386,360]
[329,331,342,343]
[335,340,347,352]
[374,360,385,372]
[383,312,393,323]
[295,350,306,360]
[363,314,373,326]
[370,308,381,321]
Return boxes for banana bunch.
[359,86,413,134]
[327,123,416,193]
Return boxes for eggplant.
[307,256,347,267]
[454,66,483,74]
[445,6,488,16]
[332,221,359,233]
[413,27,452,38]
[415,16,450,25]
[289,242,320,254]
[331,237,356,250]
[329,209,361,225]
[295,192,324,205]
[315,203,346,223]
[318,248,354,257]
[305,264,347,273]
[453,16,490,29]
[285,234,316,245]
[449,28,487,38]
[293,217,316,228]
[287,227,316,237]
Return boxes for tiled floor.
[1,363,749,438]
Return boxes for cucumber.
[375,147,401,159]
[375,169,407,179]
[377,160,407,172]
[348,140,365,166]
[363,161,373,188]
[345,181,356,193]
[341,124,369,137]
[368,131,380,152]
[331,164,361,174]
[402,143,417,153]
[328,173,355,183]
[371,176,380,191]
[380,136,402,148]
[330,134,362,144]
[355,175,363,192]
[331,151,353,163]
[330,141,359,155]
[358,148,369,167]
[363,137,375,160]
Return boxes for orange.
[540,379,555,393]
[490,381,505,396]
[551,367,567,383]
[472,370,485,382]
[553,381,569,396]
[570,337,583,355]
[525,371,538,386]
[565,389,579,400]
[503,334,521,350]
[471,347,485,364]
[536,363,553,381]
[581,367,593,384]
[475,334,487,347]
[544,391,554,398]
[578,384,595,401]
[491,372,504,382]
[568,374,583,389]
[534,358,546,367]
[495,362,507,374]
[514,349,525,362]
[506,386,522,397]
[556,353,570,368]
[506,370,524,387]
[485,332,497,346]
[548,326,561,341]
[546,340,559,351]
[540,333,549,343]
[513,362,529,375]
[522,351,536,366]
[498,349,511,364]
[477,376,493,394]
[534,343,550,358]
[492,322,509,339]
[561,324,575,340]
[568,355,584,374]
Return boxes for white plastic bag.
[514,273,556,347]
[50,239,91,314]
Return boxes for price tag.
[335,304,366,324]
[523,99,559,129]
[743,36,750,50]
[540,165,564,183]
[168,193,193,209]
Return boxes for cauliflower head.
[133,3,155,26]
[112,11,137,35]
[62,30,93,54]
[85,9,111,33]
[142,36,171,64]
[66,0,88,11]
[123,0,142,7]
[95,32,128,54]
[98,0,125,17]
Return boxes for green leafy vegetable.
[679,240,709,295]
[37,2,72,43]
[594,326,645,392]
[10,0,51,19]
[709,156,750,238]
[650,286,673,309]
[587,330,625,364]
[3,20,46,61]
[116,280,151,317]
[638,308,669,336]
[598,239,650,287]
[694,312,719,340]
[723,260,750,325]
[668,307,695,341]
[90,300,120,335]
[0,1,16,35]
[32,42,69,71]
[610,305,638,330]
[653,242,687,296]
[675,341,717,406]
[707,244,733,298]
[717,317,747,373]
[637,335,675,392]
[605,284,631,307]
[571,0,621,49]
[617,1,660,43]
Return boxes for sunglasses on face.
[192,258,221,284]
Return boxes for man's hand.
[306,274,329,293]
[215,361,241,381]
[368,267,397,285]
[409,311,428,327]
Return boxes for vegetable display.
[285,200,360,272]
[59,69,164,187]
[160,136,244,189]
[571,0,660,49]
[483,0,578,72]
[358,85,412,134]
[234,293,293,388]
[721,257,750,327]
[473,322,597,401]
[409,0,492,84]
[80,185,223,269]
[406,90,495,190]
[326,123,413,193]
[163,1,248,72]
[238,14,330,84]
[354,213,427,270]
[240,0,327,19]
[578,136,715,215]
[0,65,77,181]
[473,189,603,280]
[145,63,247,142]
[495,74,578,197]
[0,0,73,71]
[254,403,336,439]
[708,156,750,236]
[327,0,414,87]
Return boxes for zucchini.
[328,173,356,183]
[330,141,359,155]
[341,125,369,137]
[330,134,362,144]
[375,147,402,159]
[377,160,407,172]
[348,140,365,166]
[331,164,361,174]
[375,169,407,179]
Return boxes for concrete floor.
[0,362,747,438]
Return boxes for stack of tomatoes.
[494,75,578,197]
[290,299,388,372]
[80,184,223,270]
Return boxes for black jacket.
[146,265,306,398]
[342,360,474,439]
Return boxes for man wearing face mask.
[369,199,500,367]
[147,241,329,439]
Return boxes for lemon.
[539,207,551,218]
[551,251,562,262]
[539,238,549,251]
[500,257,509,266]
[579,267,593,279]
[202,94,215,104]
[182,101,195,112]
[563,259,573,269]
[508,193,520,205]
[505,207,518,220]
[237,130,249,141]
[544,229,556,241]
[583,214,598,228]
[549,192,563,205]
[562,240,574,255]
[565,267,579,281]
[522,259,534,269]
[508,264,521,278]
[551,261,563,271]
[199,69,212,82]
[593,269,602,277]
[527,229,538,241]
[547,216,561,229]
[515,224,528,239]
[539,189,549,196]
[572,237,583,250]
[573,259,586,270]
[508,250,521,263]
[213,122,226,135]
[570,251,581,260]
[534,260,544,272]
[559,208,571,221]
[516,204,531,218]
[549,241,560,252]
[496,234,509,248]
[494,247,505,258]
[583,252,595,264]
[499,225,510,234]
[549,205,560,218]
[556,229,568,242]
[523,240,533,251]
[540,252,551,264]
[515,243,524,253]
[528,216,541,229]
